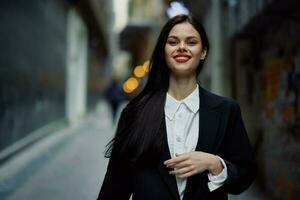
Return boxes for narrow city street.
[2,0,299,199]
[0,101,112,200]
[0,101,262,200]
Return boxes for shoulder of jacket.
[207,91,240,111]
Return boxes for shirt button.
[176,137,181,142]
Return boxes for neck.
[168,75,198,100]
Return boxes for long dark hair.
[105,15,209,165]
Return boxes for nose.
[178,42,187,51]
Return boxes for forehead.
[168,22,200,38]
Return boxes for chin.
[170,69,196,77]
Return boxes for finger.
[168,160,191,169]
[177,166,207,178]
[164,154,189,166]
[164,155,189,165]
[169,166,194,176]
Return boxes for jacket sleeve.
[97,111,133,200]
[219,101,257,194]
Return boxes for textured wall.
[0,0,68,151]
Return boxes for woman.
[98,15,256,200]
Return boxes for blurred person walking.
[104,77,126,123]
[97,14,256,200]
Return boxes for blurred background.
[0,0,299,199]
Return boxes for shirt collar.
[165,84,199,120]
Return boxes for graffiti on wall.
[262,55,300,136]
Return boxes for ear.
[200,48,207,60]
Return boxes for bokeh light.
[133,65,146,78]
[123,77,139,93]
[142,60,150,73]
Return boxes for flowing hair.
[104,15,210,165]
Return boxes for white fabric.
[164,85,227,199]
[207,156,228,191]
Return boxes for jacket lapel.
[184,86,222,200]
[157,121,181,200]
[196,86,222,153]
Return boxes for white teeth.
[175,57,189,60]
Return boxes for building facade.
[0,0,113,162]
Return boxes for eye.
[166,39,178,46]
[187,40,198,46]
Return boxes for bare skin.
[164,152,223,178]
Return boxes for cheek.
[164,47,174,63]
[165,55,173,68]
[165,46,174,56]
[193,53,202,64]
[192,50,204,62]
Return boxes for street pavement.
[0,100,263,200]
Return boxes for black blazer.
[98,87,256,200]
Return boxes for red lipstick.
[173,54,191,63]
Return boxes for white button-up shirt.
[164,85,228,199]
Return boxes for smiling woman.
[165,22,207,78]
[97,15,256,200]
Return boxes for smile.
[173,54,191,63]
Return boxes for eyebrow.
[167,35,199,40]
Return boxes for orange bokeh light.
[123,77,139,93]
[142,60,150,73]
[134,65,146,78]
